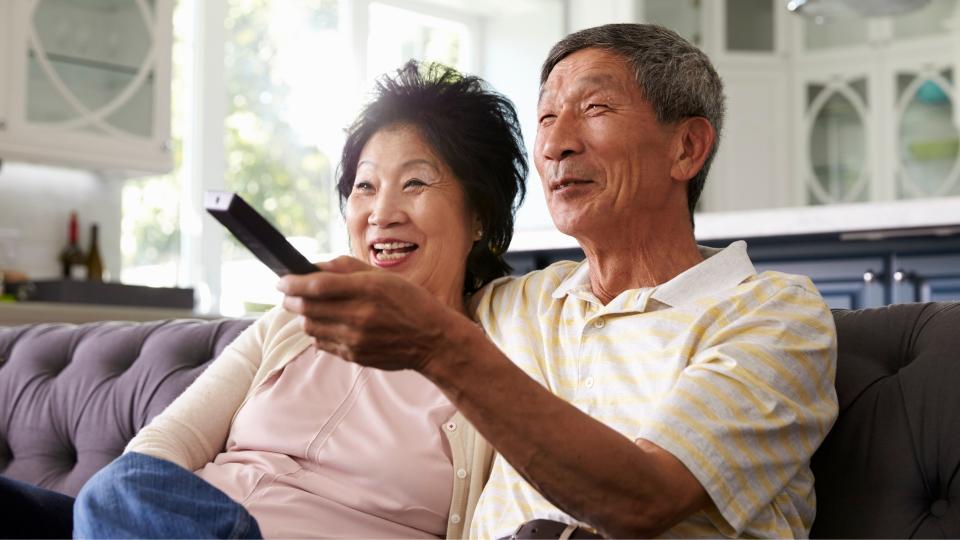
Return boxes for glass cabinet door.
[25,0,158,139]
[641,0,702,47]
[725,0,774,52]
[806,78,870,204]
[896,68,960,198]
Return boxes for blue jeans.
[74,452,262,539]
[0,474,74,537]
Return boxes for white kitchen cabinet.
[793,0,960,206]
[640,0,960,213]
[640,0,792,213]
[0,0,173,175]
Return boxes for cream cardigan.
[126,306,494,539]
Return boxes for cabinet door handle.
[863,270,878,283]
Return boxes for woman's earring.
[474,228,483,241]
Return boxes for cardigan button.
[931,499,949,517]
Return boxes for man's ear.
[670,117,715,183]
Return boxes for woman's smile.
[370,239,419,266]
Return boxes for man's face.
[535,48,680,238]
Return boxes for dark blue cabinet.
[506,230,960,309]
[741,235,960,308]
[891,254,960,303]
[752,257,886,309]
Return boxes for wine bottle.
[59,212,85,279]
[86,223,104,282]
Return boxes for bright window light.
[367,1,473,84]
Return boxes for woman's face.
[346,124,478,307]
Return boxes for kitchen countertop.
[508,196,960,251]
[0,301,215,326]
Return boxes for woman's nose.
[368,191,406,227]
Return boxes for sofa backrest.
[0,319,253,496]
[811,302,960,538]
[2,303,959,537]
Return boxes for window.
[366,2,475,83]
[120,0,479,315]
[220,0,344,315]
[120,0,189,288]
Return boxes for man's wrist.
[418,310,486,385]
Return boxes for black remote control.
[205,191,319,276]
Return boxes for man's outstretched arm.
[278,258,709,538]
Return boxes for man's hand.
[277,256,462,372]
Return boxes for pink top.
[195,346,457,538]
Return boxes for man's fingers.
[313,338,351,362]
[297,316,357,361]
[317,255,375,274]
[278,269,375,299]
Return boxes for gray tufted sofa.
[0,318,252,496]
[1,303,958,538]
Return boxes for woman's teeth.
[373,241,417,261]
[373,242,415,250]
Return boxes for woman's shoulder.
[239,304,310,352]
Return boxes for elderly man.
[281,23,838,539]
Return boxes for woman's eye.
[353,181,374,192]
[404,178,427,189]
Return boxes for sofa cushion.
[811,302,960,538]
[0,319,252,496]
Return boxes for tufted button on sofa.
[0,319,252,496]
[1,303,958,537]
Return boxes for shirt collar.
[551,240,756,308]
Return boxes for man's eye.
[539,114,556,126]
[586,103,608,112]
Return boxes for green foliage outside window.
[224,0,335,252]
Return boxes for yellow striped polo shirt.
[469,241,838,539]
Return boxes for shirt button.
[593,318,605,329]
[445,422,458,432]
[585,376,595,388]
[450,514,461,524]
[456,468,468,479]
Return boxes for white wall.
[0,163,121,280]
[482,0,656,236]
[481,0,566,232]
[567,0,636,32]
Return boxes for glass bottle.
[86,223,104,282]
[59,211,85,279]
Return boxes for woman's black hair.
[337,60,528,294]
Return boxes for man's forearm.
[421,316,708,538]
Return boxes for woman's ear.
[670,117,715,183]
[472,214,484,242]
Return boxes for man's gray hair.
[541,23,725,224]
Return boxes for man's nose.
[539,112,584,161]
[368,190,406,227]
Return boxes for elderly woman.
[1,61,526,539]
